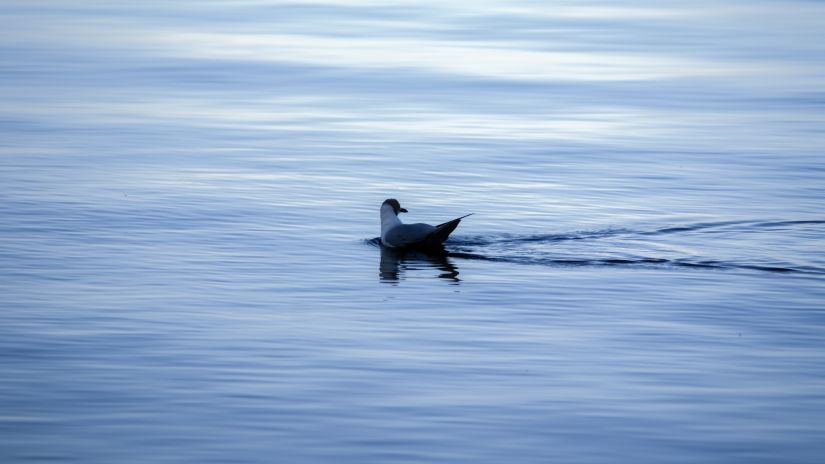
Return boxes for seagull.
[380,199,472,250]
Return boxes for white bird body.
[380,202,405,243]
[379,199,470,249]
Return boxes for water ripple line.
[367,219,825,276]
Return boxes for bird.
[380,198,471,250]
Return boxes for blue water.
[2,1,825,462]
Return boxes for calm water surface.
[2,1,825,463]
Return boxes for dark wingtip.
[424,217,465,248]
[435,213,473,229]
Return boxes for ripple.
[381,218,825,277]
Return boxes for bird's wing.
[384,214,472,249]
[383,223,436,248]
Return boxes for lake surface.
[2,1,825,462]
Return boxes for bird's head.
[382,198,407,214]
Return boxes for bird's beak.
[399,208,408,213]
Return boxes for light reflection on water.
[2,1,825,463]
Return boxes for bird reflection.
[379,245,460,283]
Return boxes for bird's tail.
[423,213,473,248]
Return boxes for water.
[2,1,825,462]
